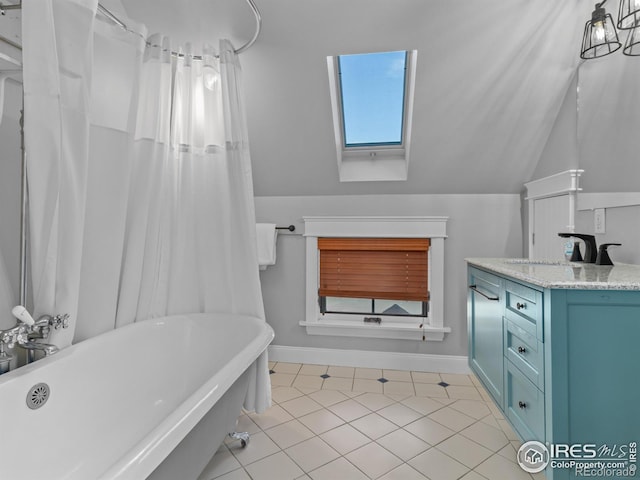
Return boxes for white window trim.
[326,51,418,182]
[301,216,450,341]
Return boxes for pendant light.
[618,0,640,29]
[580,2,622,59]
[623,23,640,54]
[618,0,640,55]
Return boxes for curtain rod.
[97,0,262,56]
[0,2,22,51]
[0,1,262,57]
[0,1,20,14]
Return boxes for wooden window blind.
[318,237,430,302]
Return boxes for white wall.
[574,57,640,265]
[530,73,579,181]
[577,57,640,194]
[255,194,523,358]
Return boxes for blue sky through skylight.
[338,50,407,146]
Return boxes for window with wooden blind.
[318,237,429,318]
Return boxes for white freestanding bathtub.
[0,313,274,480]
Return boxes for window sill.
[299,319,451,341]
[338,155,408,182]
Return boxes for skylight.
[338,51,407,147]
[327,49,417,182]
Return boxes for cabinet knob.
[516,302,526,310]
[517,346,527,354]
[518,401,527,409]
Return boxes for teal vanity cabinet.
[468,267,505,409]
[467,260,640,480]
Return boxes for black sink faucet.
[596,243,622,266]
[558,233,598,263]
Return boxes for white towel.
[256,223,278,270]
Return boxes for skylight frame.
[327,49,418,182]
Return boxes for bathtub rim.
[0,312,273,480]
[0,312,272,385]
[100,313,273,480]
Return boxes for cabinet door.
[552,290,640,449]
[468,268,504,408]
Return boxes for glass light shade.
[201,44,219,91]
[203,65,218,90]
[623,24,640,54]
[581,6,622,59]
[618,0,640,29]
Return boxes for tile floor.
[198,362,546,480]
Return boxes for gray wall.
[256,194,523,357]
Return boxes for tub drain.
[26,383,50,409]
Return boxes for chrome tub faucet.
[0,306,70,374]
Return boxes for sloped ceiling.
[110,0,586,195]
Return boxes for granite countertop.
[466,258,640,290]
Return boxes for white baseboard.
[267,345,471,375]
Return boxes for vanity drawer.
[505,360,545,442]
[505,280,543,341]
[504,320,544,391]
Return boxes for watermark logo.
[517,441,550,473]
[517,441,637,477]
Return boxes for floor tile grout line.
[221,424,520,480]
[269,385,514,448]
[234,403,509,480]
[239,364,524,480]
[237,399,407,478]
[270,387,509,443]
[225,426,402,480]
[351,425,430,471]
[271,372,485,402]
[271,362,482,390]
[271,437,339,480]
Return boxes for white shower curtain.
[0,257,14,329]
[23,2,270,412]
[0,78,18,330]
[22,0,98,348]
[112,36,265,326]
